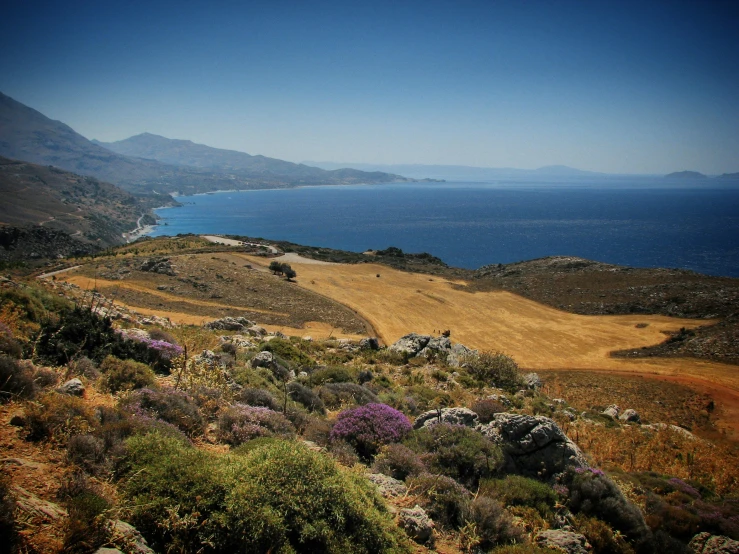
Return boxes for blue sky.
[1,0,737,174]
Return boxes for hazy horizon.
[1,0,737,175]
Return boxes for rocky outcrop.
[139,257,175,276]
[205,316,255,331]
[413,407,479,430]
[602,405,620,419]
[446,343,477,367]
[110,520,155,554]
[367,473,407,498]
[250,351,275,369]
[689,533,739,554]
[398,505,434,544]
[359,337,380,350]
[219,334,255,349]
[477,413,588,478]
[619,409,641,423]
[523,372,543,390]
[535,529,592,553]
[389,333,431,356]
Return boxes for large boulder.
[413,407,479,430]
[535,530,592,554]
[389,333,431,356]
[689,532,739,554]
[619,409,641,423]
[359,337,380,350]
[523,372,543,390]
[398,505,434,544]
[251,351,275,369]
[417,336,451,358]
[446,342,477,367]
[602,405,620,419]
[477,413,588,478]
[110,520,155,554]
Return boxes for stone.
[535,529,592,554]
[111,520,155,554]
[417,335,452,358]
[413,407,479,430]
[251,351,275,369]
[94,549,124,554]
[389,333,431,356]
[58,378,85,396]
[302,336,313,342]
[367,473,408,498]
[13,485,67,521]
[602,405,620,419]
[446,342,478,367]
[398,505,434,544]
[359,337,380,350]
[689,532,739,554]
[619,409,641,423]
[478,413,588,479]
[139,257,175,276]
[487,393,512,407]
[247,324,267,337]
[523,372,543,390]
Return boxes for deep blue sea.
[150,178,739,277]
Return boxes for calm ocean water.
[150,178,739,277]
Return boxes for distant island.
[665,170,708,179]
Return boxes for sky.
[1,0,737,174]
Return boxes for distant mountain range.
[0,92,409,196]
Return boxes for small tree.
[269,260,284,275]
[283,266,297,281]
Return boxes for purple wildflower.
[330,403,412,459]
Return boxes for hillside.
[0,157,153,247]
[0,92,410,195]
[96,133,408,184]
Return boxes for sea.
[149,177,739,277]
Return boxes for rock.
[389,333,431,356]
[398,505,434,544]
[602,405,620,419]
[643,422,697,439]
[139,257,175,276]
[302,336,313,342]
[413,407,479,430]
[367,473,408,498]
[417,336,452,358]
[298,371,309,379]
[478,413,588,478]
[553,398,566,405]
[111,520,155,554]
[487,394,512,407]
[689,532,739,554]
[619,409,641,423]
[251,351,275,369]
[446,342,478,367]
[58,378,85,396]
[205,316,254,331]
[247,324,267,337]
[535,529,592,554]
[523,372,543,390]
[359,337,380,350]
[94,549,124,554]
[219,334,255,349]
[13,485,67,521]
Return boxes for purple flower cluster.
[330,403,412,459]
[574,467,605,477]
[669,477,701,499]
[115,328,184,359]
[218,404,294,445]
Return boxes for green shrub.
[122,387,204,437]
[259,338,316,368]
[479,475,558,519]
[319,382,379,409]
[573,514,635,554]
[472,398,507,423]
[406,385,451,412]
[121,434,410,554]
[287,381,326,414]
[236,386,280,410]
[58,472,111,554]
[464,351,523,391]
[99,356,156,393]
[408,473,472,530]
[67,434,107,475]
[469,496,523,549]
[405,424,503,488]
[373,443,426,481]
[312,365,355,385]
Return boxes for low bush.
[0,323,22,358]
[464,351,523,391]
[469,496,523,549]
[573,514,635,554]
[405,424,503,488]
[406,385,451,412]
[66,356,99,379]
[358,370,374,384]
[122,387,204,437]
[25,392,98,442]
[121,433,410,554]
[0,355,36,402]
[373,443,426,481]
[319,382,379,409]
[563,468,653,553]
[287,381,326,414]
[58,472,111,554]
[67,434,107,475]
[472,398,508,423]
[489,546,560,554]
[0,473,18,554]
[217,404,294,445]
[259,338,316,368]
[479,475,558,519]
[330,403,412,460]
[236,386,280,410]
[99,355,156,393]
[408,473,472,530]
[312,365,355,385]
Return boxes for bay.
[150,178,739,277]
